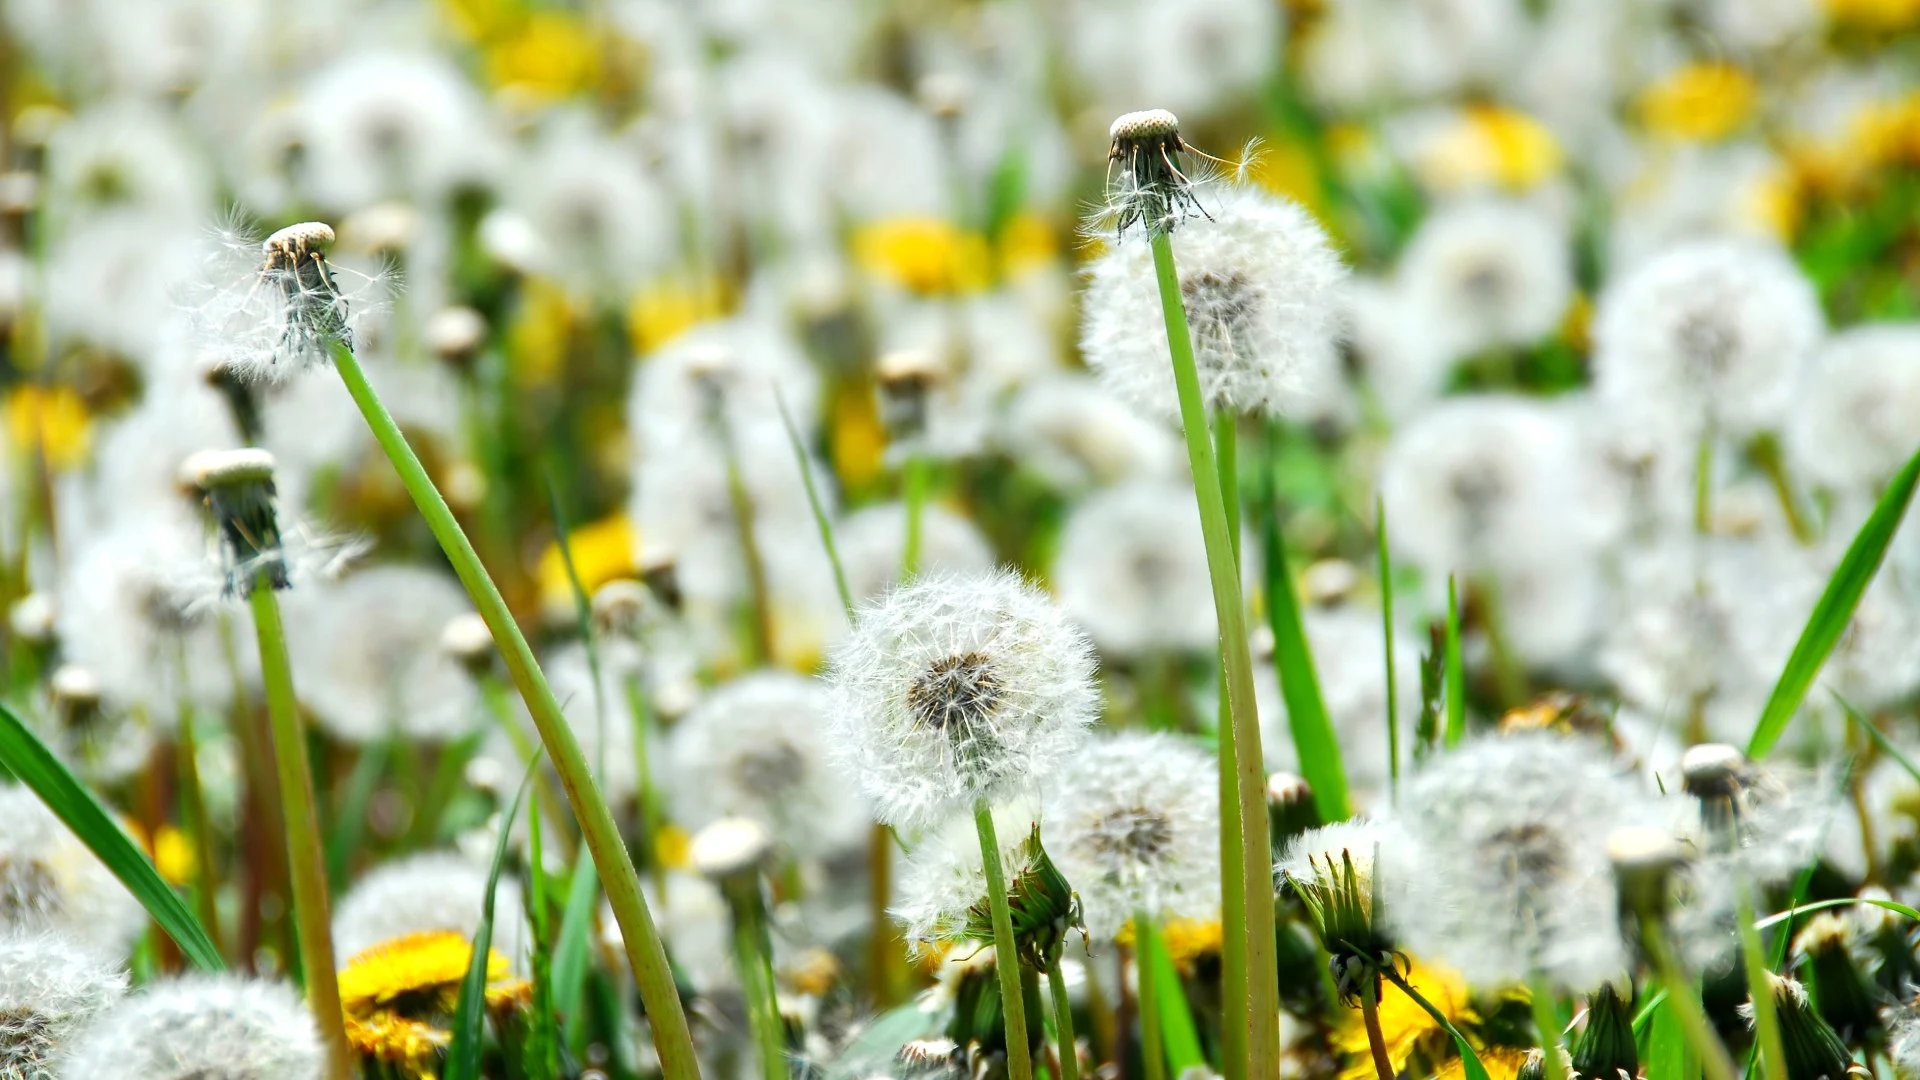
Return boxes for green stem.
[724,877,786,1080]
[1149,229,1275,1080]
[1529,979,1568,1080]
[1137,936,1166,1080]
[903,453,931,578]
[246,586,351,1080]
[1736,895,1787,1080]
[1695,429,1715,536]
[975,801,1033,1080]
[1641,917,1738,1080]
[1444,576,1465,748]
[327,342,700,1080]
[716,411,776,665]
[1214,417,1247,1080]
[868,822,900,1007]
[1047,959,1081,1080]
[1751,434,1815,545]
[619,673,664,899]
[1376,496,1399,800]
[1359,979,1395,1080]
[173,702,222,960]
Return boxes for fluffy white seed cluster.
[835,501,996,606]
[1388,735,1664,993]
[1080,183,1348,422]
[58,975,322,1080]
[1788,323,1920,495]
[0,788,145,956]
[663,670,868,860]
[1044,732,1220,940]
[0,931,126,1080]
[1393,197,1572,364]
[822,570,1098,831]
[330,851,531,973]
[1593,238,1824,441]
[1051,480,1216,658]
[892,800,1040,956]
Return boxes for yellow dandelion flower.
[1334,961,1477,1080]
[536,511,638,616]
[1158,918,1224,976]
[339,930,531,1019]
[506,278,578,389]
[1638,63,1758,143]
[1825,0,1920,29]
[829,382,887,493]
[655,823,693,871]
[1416,106,1561,193]
[152,826,194,887]
[785,947,842,997]
[628,274,731,356]
[1744,164,1803,241]
[1433,1047,1532,1080]
[853,217,992,296]
[996,212,1060,279]
[483,12,600,102]
[5,385,92,470]
[344,1011,450,1071]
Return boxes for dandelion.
[1592,238,1824,442]
[331,852,531,974]
[1388,735,1662,994]
[1788,323,1920,496]
[835,501,995,606]
[997,372,1184,492]
[1045,733,1219,940]
[337,931,531,1076]
[185,221,389,387]
[1277,819,1403,1003]
[1393,198,1572,364]
[58,975,323,1080]
[893,801,1075,959]
[38,663,153,785]
[1051,481,1216,658]
[1081,180,1347,422]
[1740,973,1861,1080]
[662,670,868,860]
[0,786,145,955]
[0,931,126,1079]
[1790,912,1885,1042]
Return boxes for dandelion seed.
[1788,323,1920,496]
[0,931,126,1080]
[0,787,145,955]
[1394,198,1572,363]
[997,372,1184,492]
[823,570,1097,832]
[58,975,322,1080]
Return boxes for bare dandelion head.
[1105,109,1208,238]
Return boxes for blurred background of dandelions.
[6,0,1920,1079]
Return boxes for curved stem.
[327,342,701,1080]
[974,800,1033,1080]
[1359,979,1395,1080]
[1149,230,1276,1080]
[1048,960,1081,1080]
[247,586,350,1080]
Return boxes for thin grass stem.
[1640,917,1738,1080]
[975,800,1034,1080]
[1529,979,1568,1080]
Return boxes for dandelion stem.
[1148,227,1277,1080]
[1358,979,1396,1080]
[172,691,222,959]
[326,340,702,1080]
[903,452,931,577]
[1444,576,1465,748]
[716,410,776,664]
[1694,430,1715,536]
[619,673,665,896]
[1736,895,1787,1080]
[1214,417,1247,1080]
[1751,434,1815,545]
[1047,958,1081,1080]
[1376,496,1399,800]
[1529,979,1568,1080]
[722,875,787,1080]
[975,799,1034,1080]
[245,585,350,1080]
[1640,917,1738,1080]
[1136,933,1166,1080]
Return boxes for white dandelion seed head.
[690,817,775,881]
[823,570,1098,832]
[1377,394,1611,581]
[58,975,321,1080]
[1593,238,1824,441]
[1788,323,1920,495]
[0,787,145,957]
[43,101,211,228]
[69,378,242,537]
[330,852,531,974]
[1259,606,1423,804]
[1052,480,1216,658]
[503,115,675,300]
[1388,735,1665,993]
[892,798,1040,956]
[1068,0,1278,122]
[1275,817,1406,892]
[1344,275,1453,423]
[293,50,498,212]
[1892,1013,1920,1079]
[0,931,126,1079]
[835,500,995,609]
[1044,733,1220,941]
[43,210,202,366]
[281,565,481,746]
[1606,143,1787,271]
[997,372,1184,493]
[1394,198,1572,363]
[260,356,456,499]
[1080,184,1348,422]
[1300,0,1526,109]
[31,663,155,788]
[1819,568,1920,714]
[664,670,869,861]
[1699,0,1819,53]
[626,316,822,454]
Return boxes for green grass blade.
[1748,441,1920,758]
[1834,692,1920,786]
[1376,495,1399,798]
[1138,919,1204,1073]
[1648,998,1701,1080]
[1260,493,1350,822]
[0,700,224,971]
[326,736,390,885]
[524,794,562,1080]
[1444,576,1465,748]
[1751,895,1920,930]
[777,388,854,617]
[545,474,608,779]
[446,760,538,1080]
[1384,968,1488,1080]
[554,845,601,1051]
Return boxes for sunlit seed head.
[0,788,144,953]
[1606,825,1686,921]
[0,931,126,1079]
[59,975,322,1080]
[8,594,55,647]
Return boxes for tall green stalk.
[1214,415,1247,1080]
[246,585,351,1080]
[1149,230,1277,1080]
[903,453,931,577]
[1358,980,1395,1080]
[326,342,700,1080]
[720,875,787,1080]
[1376,496,1399,799]
[1640,918,1737,1080]
[1047,961,1081,1080]
[975,801,1033,1080]
[1529,979,1568,1080]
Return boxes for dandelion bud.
[198,353,264,444]
[896,817,1085,969]
[424,306,487,371]
[184,447,287,595]
[876,348,947,445]
[1570,983,1639,1080]
[590,579,652,641]
[339,201,419,257]
[1681,742,1752,842]
[1517,1047,1572,1080]
[691,817,774,883]
[1607,825,1685,923]
[1741,973,1857,1080]
[50,663,103,728]
[1301,559,1359,607]
[0,171,37,218]
[8,593,56,646]
[1105,109,1203,238]
[1790,912,1885,1042]
[438,612,495,677]
[1266,771,1321,852]
[261,221,352,364]
[1277,821,1399,1003]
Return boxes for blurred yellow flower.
[996,212,1060,279]
[628,274,730,356]
[483,12,600,101]
[1638,63,1757,142]
[655,823,693,870]
[1746,165,1804,241]
[536,512,637,614]
[152,826,195,887]
[1825,0,1920,28]
[6,385,91,469]
[854,217,992,296]
[506,278,577,388]
[830,383,887,492]
[1159,917,1224,976]
[1417,106,1561,192]
[340,930,529,1074]
[1334,961,1477,1080]
[1250,138,1334,229]
[1433,1048,1531,1080]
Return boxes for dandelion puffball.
[58,975,323,1080]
